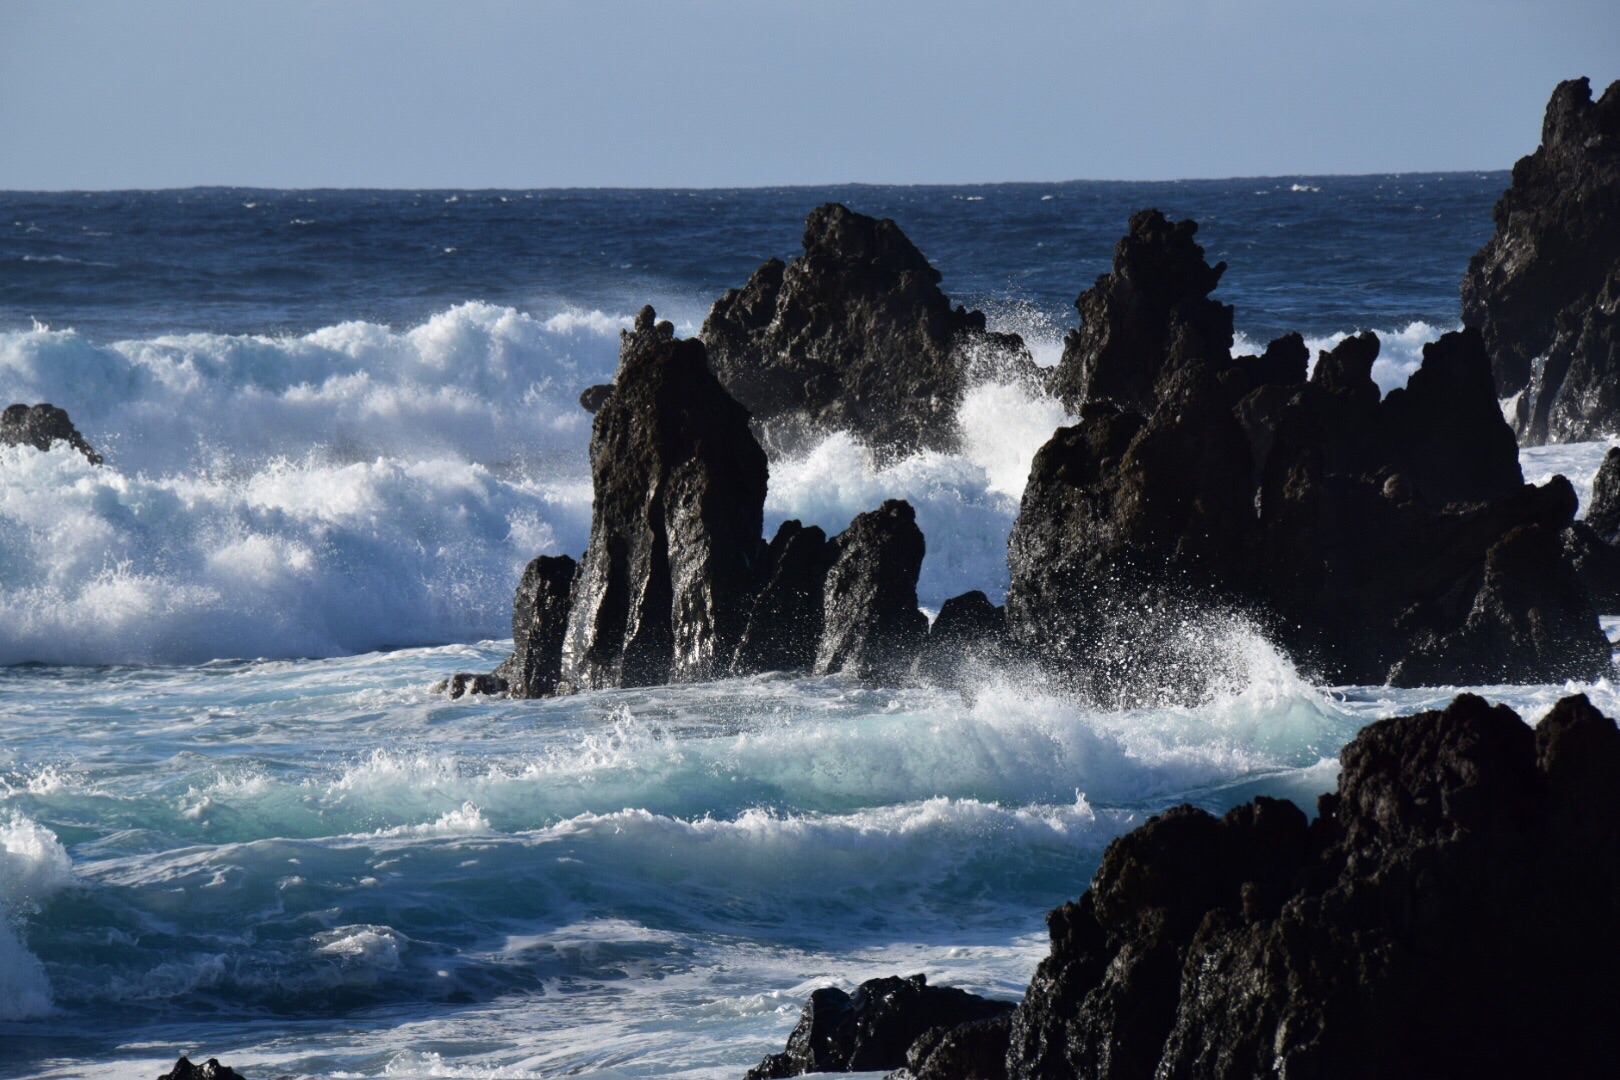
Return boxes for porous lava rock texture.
[1462,77,1620,443]
[994,692,1620,1079]
[744,974,1014,1079]
[701,202,1036,455]
[1006,210,1610,693]
[1,402,102,463]
[558,334,768,690]
[493,554,577,698]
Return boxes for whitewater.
[3,179,1616,1078]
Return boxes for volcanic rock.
[157,1058,245,1080]
[1,402,102,464]
[985,692,1620,1079]
[1048,209,1235,415]
[1462,76,1620,442]
[730,520,834,675]
[744,974,1015,1079]
[558,334,768,690]
[701,202,1038,455]
[814,500,928,682]
[1007,214,1609,691]
[913,589,1007,685]
[432,672,507,699]
[493,554,577,698]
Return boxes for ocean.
[2,178,1615,1078]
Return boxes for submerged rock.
[1462,76,1620,443]
[558,334,768,690]
[1006,211,1609,692]
[431,671,507,699]
[981,692,1620,1079]
[815,500,928,682]
[1,402,102,464]
[702,203,1038,455]
[745,973,1014,1079]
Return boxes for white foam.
[1234,320,1448,395]
[0,813,74,1020]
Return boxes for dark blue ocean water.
[2,175,1505,344]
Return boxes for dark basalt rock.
[1007,216,1608,691]
[578,383,613,414]
[896,1013,1012,1080]
[815,500,928,682]
[701,202,1038,455]
[559,334,768,690]
[731,520,834,675]
[493,554,577,698]
[431,672,507,699]
[986,692,1620,1079]
[157,1058,245,1080]
[913,589,1007,685]
[1049,209,1235,415]
[1586,446,1620,540]
[1461,77,1620,443]
[745,973,1015,1079]
[1,402,102,464]
[579,305,675,414]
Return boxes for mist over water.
[7,178,1617,1078]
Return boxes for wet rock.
[1048,209,1235,415]
[1007,213,1609,691]
[702,202,1038,455]
[745,974,1015,1079]
[493,554,577,698]
[157,1057,245,1080]
[578,384,613,413]
[558,334,768,690]
[1461,77,1620,442]
[895,1013,1012,1080]
[1,402,102,464]
[432,672,508,699]
[815,500,928,682]
[730,520,834,675]
[913,589,1006,685]
[983,692,1620,1079]
[1586,446,1620,540]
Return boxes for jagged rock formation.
[987,692,1620,1079]
[1049,209,1235,415]
[493,554,577,697]
[1,402,102,463]
[701,203,1037,455]
[1007,212,1609,691]
[745,974,1014,1079]
[815,500,929,682]
[913,589,1007,685]
[157,1058,245,1080]
[558,334,768,690]
[730,520,833,675]
[1462,77,1620,443]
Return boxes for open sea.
[2,178,1616,1079]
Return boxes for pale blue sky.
[2,0,1617,189]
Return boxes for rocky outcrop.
[815,500,928,682]
[493,554,577,697]
[730,520,834,675]
[1461,77,1620,443]
[701,203,1037,455]
[1048,210,1235,416]
[1007,210,1610,691]
[913,589,1007,685]
[745,973,1014,1079]
[558,334,768,690]
[979,692,1620,1079]
[1,402,102,463]
[157,1058,245,1080]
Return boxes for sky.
[2,0,1618,189]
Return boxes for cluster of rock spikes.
[445,75,1620,702]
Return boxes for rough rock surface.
[1,402,102,463]
[913,589,1007,685]
[701,203,1037,455]
[980,692,1620,1079]
[493,554,577,698]
[745,974,1015,1079]
[814,500,928,682]
[558,334,768,690]
[157,1058,245,1080]
[730,520,833,675]
[1461,77,1620,443]
[1049,209,1235,416]
[1007,213,1609,691]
